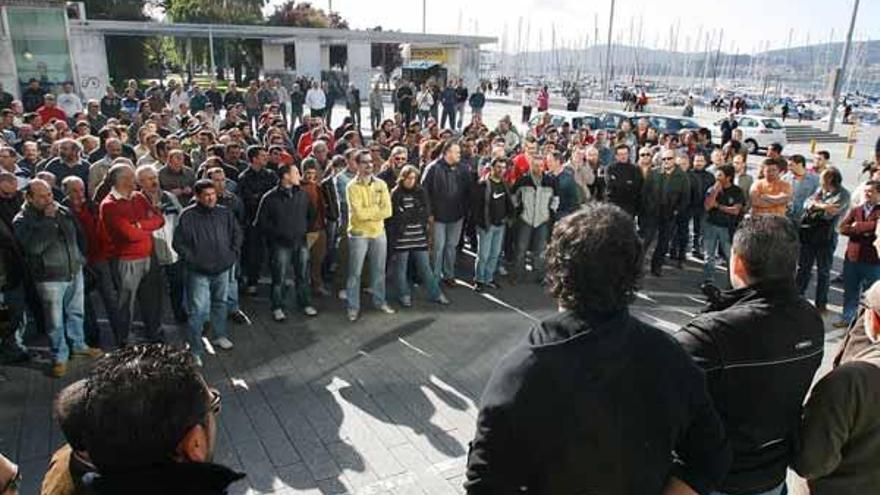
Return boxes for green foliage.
[161,0,265,25]
[266,1,348,29]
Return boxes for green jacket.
[13,202,84,282]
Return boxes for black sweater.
[254,185,315,248]
[466,310,730,494]
[675,279,824,494]
[173,203,242,276]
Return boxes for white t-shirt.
[57,93,83,117]
[305,88,326,111]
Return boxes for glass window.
[761,119,783,129]
[7,7,73,93]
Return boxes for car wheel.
[745,139,758,155]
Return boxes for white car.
[712,116,787,154]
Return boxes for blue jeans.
[710,482,786,495]
[270,244,311,311]
[513,220,549,281]
[186,268,230,358]
[475,225,505,284]
[346,233,387,312]
[392,250,441,302]
[431,219,463,281]
[702,223,732,284]
[35,271,86,363]
[842,260,880,322]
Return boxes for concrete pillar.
[459,45,481,89]
[347,40,371,97]
[320,45,330,71]
[0,36,18,99]
[68,30,109,102]
[295,38,322,80]
[261,41,284,73]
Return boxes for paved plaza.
[1,98,876,494]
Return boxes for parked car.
[711,116,787,154]
[528,110,602,132]
[639,114,702,134]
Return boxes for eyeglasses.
[394,156,407,162]
[662,157,675,161]
[639,153,651,157]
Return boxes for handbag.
[799,209,833,246]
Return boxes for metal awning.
[402,61,441,70]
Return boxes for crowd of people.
[1,73,880,494]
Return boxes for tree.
[160,0,266,83]
[80,1,155,85]
[266,1,348,29]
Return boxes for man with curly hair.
[465,203,730,495]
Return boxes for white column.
[295,38,322,80]
[347,40,371,97]
[320,45,330,70]
[261,40,284,73]
[68,30,109,102]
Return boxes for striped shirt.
[392,189,429,251]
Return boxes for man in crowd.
[605,143,642,217]
[784,154,820,222]
[255,164,317,322]
[642,148,690,277]
[702,164,745,286]
[56,83,83,119]
[471,157,514,292]
[835,181,880,328]
[37,93,67,124]
[421,141,472,286]
[689,153,715,259]
[466,204,730,494]
[794,279,880,493]
[750,158,792,216]
[237,145,277,296]
[14,179,102,377]
[80,344,245,494]
[511,147,558,284]
[46,139,90,195]
[158,149,196,206]
[676,215,824,495]
[0,453,19,495]
[174,179,242,365]
[99,164,165,346]
[206,167,249,325]
[306,81,326,119]
[345,150,395,321]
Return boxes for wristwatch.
[1,467,21,493]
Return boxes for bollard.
[809,139,817,154]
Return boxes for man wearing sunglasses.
[81,344,242,495]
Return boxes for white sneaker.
[378,303,396,315]
[272,308,287,322]
[347,309,359,322]
[497,265,508,276]
[436,294,450,305]
[212,337,234,351]
[303,306,318,317]
[337,289,348,301]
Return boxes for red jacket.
[505,153,532,186]
[840,204,880,265]
[72,202,113,263]
[37,105,67,124]
[99,191,165,260]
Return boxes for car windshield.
[761,119,783,129]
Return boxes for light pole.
[422,0,427,34]
[601,0,615,99]
[827,0,859,132]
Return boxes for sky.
[265,0,878,54]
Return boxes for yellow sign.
[410,47,447,64]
